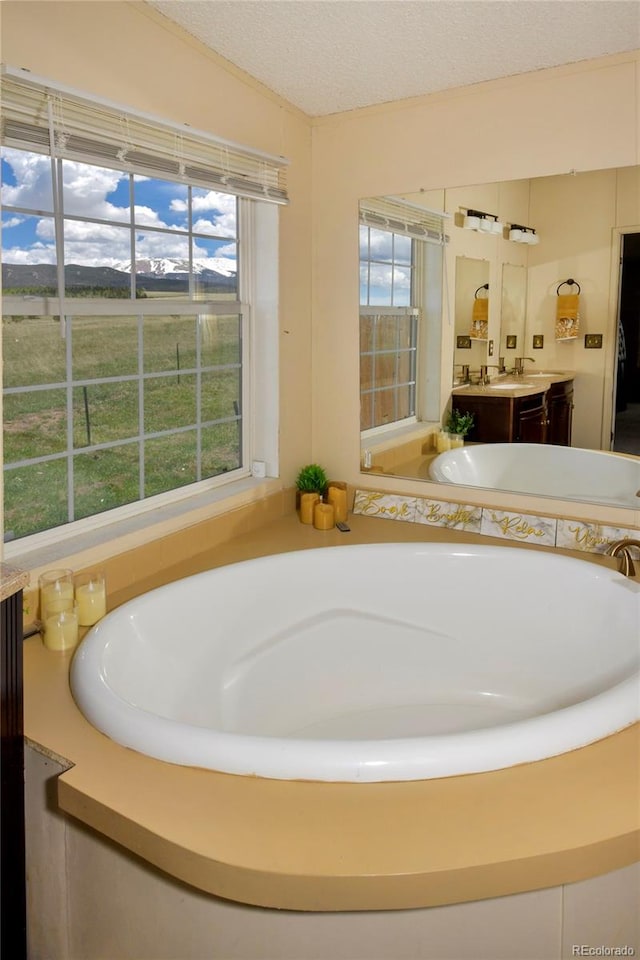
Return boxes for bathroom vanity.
[451,373,574,445]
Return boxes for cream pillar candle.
[313,501,335,530]
[39,569,74,622]
[436,431,451,453]
[75,574,107,626]
[43,608,79,652]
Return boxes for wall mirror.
[359,164,640,511]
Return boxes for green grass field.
[3,313,242,540]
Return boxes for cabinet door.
[547,382,574,446]
[516,399,548,443]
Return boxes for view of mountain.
[2,257,237,296]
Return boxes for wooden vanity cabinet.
[546,379,574,446]
[452,391,548,444]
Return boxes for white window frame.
[2,200,279,557]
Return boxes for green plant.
[295,463,329,494]
[445,409,475,436]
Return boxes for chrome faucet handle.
[606,538,640,578]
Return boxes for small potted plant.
[295,464,329,523]
[445,409,475,448]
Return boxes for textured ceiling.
[148,0,640,116]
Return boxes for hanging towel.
[556,293,580,340]
[470,297,488,340]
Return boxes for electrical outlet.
[251,460,267,478]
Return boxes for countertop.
[1,561,29,603]
[452,370,574,399]
[23,513,639,912]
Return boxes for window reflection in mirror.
[359,199,445,439]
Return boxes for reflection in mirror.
[454,258,490,380]
[359,165,640,514]
[359,197,446,436]
[500,264,526,362]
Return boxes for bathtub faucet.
[606,539,640,578]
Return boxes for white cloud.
[2,151,237,268]
[1,148,54,211]
[2,216,24,229]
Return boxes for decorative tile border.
[480,509,556,546]
[352,490,418,522]
[353,488,640,558]
[414,498,482,533]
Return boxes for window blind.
[1,67,289,204]
[360,196,448,244]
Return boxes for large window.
[1,69,287,545]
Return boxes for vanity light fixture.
[508,223,539,244]
[462,208,504,235]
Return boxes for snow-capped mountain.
[112,257,237,278]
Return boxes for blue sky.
[1,148,237,271]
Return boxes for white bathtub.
[70,542,640,783]
[429,443,640,508]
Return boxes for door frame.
[602,225,640,450]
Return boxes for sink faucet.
[455,363,471,384]
[606,538,640,578]
[513,357,535,375]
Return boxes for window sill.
[6,475,285,575]
[361,421,438,457]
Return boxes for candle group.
[39,568,107,651]
[298,481,349,530]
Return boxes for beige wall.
[0,0,314,492]
[311,52,640,526]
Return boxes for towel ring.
[556,279,581,295]
[474,283,489,299]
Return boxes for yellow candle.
[299,492,320,524]
[313,501,335,530]
[436,431,451,453]
[326,483,348,523]
[44,609,79,652]
[40,580,74,621]
[449,433,464,449]
[76,578,107,626]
